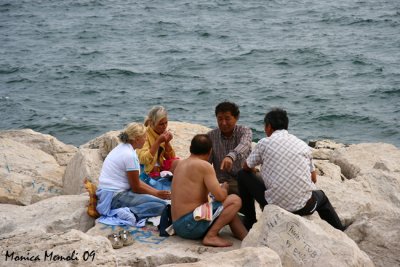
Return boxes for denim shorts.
[173,201,222,240]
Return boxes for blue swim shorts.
[172,201,223,240]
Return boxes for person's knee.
[225,194,242,210]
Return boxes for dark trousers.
[237,170,344,231]
[237,170,267,229]
[293,190,344,230]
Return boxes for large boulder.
[0,129,77,167]
[330,143,400,179]
[62,149,103,195]
[85,222,244,266]
[159,247,282,267]
[315,143,400,267]
[0,195,94,236]
[242,205,374,267]
[345,214,400,267]
[167,121,211,159]
[310,139,347,160]
[0,137,65,205]
[80,130,120,161]
[0,229,115,266]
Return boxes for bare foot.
[202,235,233,247]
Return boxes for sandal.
[119,230,134,246]
[107,233,123,249]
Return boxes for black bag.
[158,204,172,237]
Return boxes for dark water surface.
[1,0,399,147]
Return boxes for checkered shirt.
[208,125,252,182]
[246,130,316,212]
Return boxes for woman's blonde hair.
[144,106,168,127]
[118,122,146,143]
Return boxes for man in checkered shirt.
[237,108,344,231]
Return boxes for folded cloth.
[160,171,173,178]
[193,201,223,222]
[193,202,213,221]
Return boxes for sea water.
[1,0,399,147]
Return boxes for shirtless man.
[171,134,248,247]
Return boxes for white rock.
[311,139,346,150]
[86,222,249,266]
[80,130,120,160]
[314,160,342,181]
[0,229,116,266]
[345,214,400,267]
[62,148,103,195]
[0,138,64,205]
[159,247,282,267]
[0,129,77,166]
[330,143,400,179]
[314,146,400,267]
[241,205,374,267]
[0,195,94,236]
[168,121,212,159]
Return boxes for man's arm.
[203,164,227,202]
[226,127,252,162]
[126,170,171,199]
[242,161,256,173]
[311,171,317,183]
[242,140,263,172]
[221,127,252,172]
[309,156,316,183]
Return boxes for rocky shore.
[1,121,399,266]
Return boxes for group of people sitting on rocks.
[96,101,345,248]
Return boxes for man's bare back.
[171,155,226,221]
[170,134,247,247]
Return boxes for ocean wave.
[319,13,399,27]
[86,69,204,79]
[316,113,377,124]
[6,77,34,84]
[239,49,274,57]
[304,95,332,103]
[0,67,20,74]
[195,30,210,38]
[76,30,101,40]
[69,0,105,7]
[159,73,202,79]
[86,69,143,77]
[80,89,100,95]
[80,50,102,56]
[274,59,291,66]
[371,88,400,97]
[156,49,185,54]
